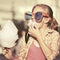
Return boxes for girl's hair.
[32,4,58,31]
[32,4,53,18]
[51,18,58,31]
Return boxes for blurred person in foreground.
[0,20,19,60]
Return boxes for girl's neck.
[39,24,48,34]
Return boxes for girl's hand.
[28,25,40,39]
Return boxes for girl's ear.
[44,17,51,24]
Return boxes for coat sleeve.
[47,31,60,60]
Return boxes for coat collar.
[44,28,54,36]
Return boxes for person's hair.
[51,18,58,31]
[13,20,27,38]
[32,4,53,18]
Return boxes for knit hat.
[0,20,18,48]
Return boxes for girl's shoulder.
[52,29,60,37]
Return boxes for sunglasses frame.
[25,12,32,20]
[32,12,50,23]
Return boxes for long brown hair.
[51,18,58,31]
[32,4,53,18]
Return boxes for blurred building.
[0,0,60,25]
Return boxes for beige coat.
[16,28,60,60]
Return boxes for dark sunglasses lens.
[25,13,32,20]
[35,12,42,20]
[25,15,31,20]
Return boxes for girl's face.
[32,6,51,29]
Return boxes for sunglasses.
[32,12,50,23]
[25,12,32,20]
